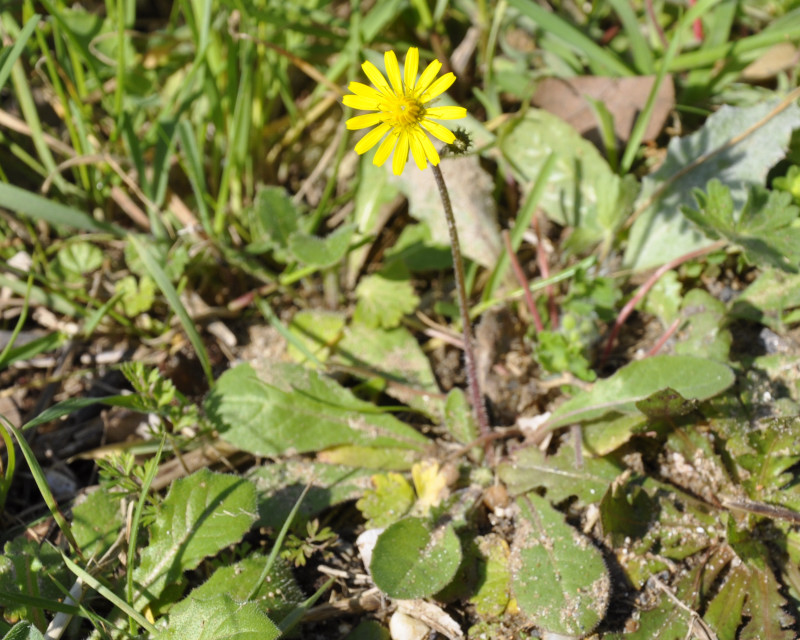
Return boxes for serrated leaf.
[704,562,749,640]
[206,363,429,457]
[740,564,796,640]
[354,266,420,329]
[371,517,462,599]
[183,554,303,620]
[133,469,258,607]
[511,493,610,637]
[497,444,621,506]
[626,98,800,270]
[155,594,279,640]
[72,488,125,558]
[115,275,156,317]
[599,473,659,543]
[356,472,415,529]
[546,355,735,429]
[684,181,800,271]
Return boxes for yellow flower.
[343,48,467,176]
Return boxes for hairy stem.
[430,163,491,439]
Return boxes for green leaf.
[0,539,70,625]
[626,98,800,270]
[731,268,800,330]
[71,488,125,558]
[343,621,390,640]
[289,223,356,269]
[248,460,373,530]
[371,517,462,599]
[287,310,345,365]
[155,595,280,640]
[740,564,796,640]
[206,363,428,457]
[2,622,45,640]
[546,355,735,429]
[499,109,632,252]
[469,534,511,617]
[183,554,303,621]
[247,185,299,257]
[684,181,800,271]
[335,322,443,420]
[511,493,610,637]
[133,469,258,607]
[674,288,731,362]
[354,264,420,329]
[115,275,156,317]
[356,472,415,529]
[498,444,621,506]
[55,242,103,278]
[704,563,749,640]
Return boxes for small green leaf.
[371,517,462,599]
[469,534,511,617]
[55,241,103,278]
[248,185,299,258]
[184,554,303,621]
[71,488,125,558]
[155,594,280,640]
[133,469,258,607]
[498,444,620,506]
[635,388,697,418]
[511,493,610,637]
[115,275,156,317]
[289,224,356,268]
[356,472,415,529]
[354,265,420,329]
[287,310,345,364]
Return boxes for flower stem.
[430,163,491,440]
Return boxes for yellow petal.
[418,131,441,166]
[415,59,442,97]
[420,72,456,103]
[374,129,400,167]
[404,47,419,93]
[408,129,428,170]
[424,106,467,120]
[354,122,392,155]
[393,130,410,175]
[421,119,456,144]
[346,113,384,130]
[384,50,404,97]
[348,81,385,100]
[343,95,380,110]
[362,60,391,93]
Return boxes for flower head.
[343,48,467,175]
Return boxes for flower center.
[385,96,423,128]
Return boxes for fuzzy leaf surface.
[511,493,610,636]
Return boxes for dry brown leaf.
[531,75,675,145]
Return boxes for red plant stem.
[502,230,544,333]
[645,0,668,48]
[647,316,681,357]
[431,164,491,439]
[534,215,558,328]
[600,240,726,366]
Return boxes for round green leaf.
[371,517,462,599]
